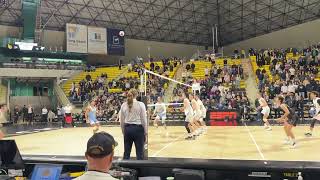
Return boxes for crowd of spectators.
[67,57,182,121]
[95,93,123,121]
[70,73,108,102]
[171,59,249,119]
[252,44,320,120]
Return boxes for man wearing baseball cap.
[74,132,118,180]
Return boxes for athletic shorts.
[89,118,99,125]
[185,114,193,122]
[201,109,207,119]
[287,115,299,127]
[156,113,166,124]
[193,110,202,121]
[261,106,270,117]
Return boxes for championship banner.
[88,26,107,54]
[66,23,87,53]
[107,28,125,56]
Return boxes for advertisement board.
[88,26,107,54]
[66,23,87,53]
[107,28,125,56]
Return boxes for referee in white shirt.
[120,89,147,160]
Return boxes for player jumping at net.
[305,91,320,137]
[257,93,272,131]
[153,96,167,130]
[275,96,298,148]
[195,93,207,132]
[181,92,196,140]
[190,94,202,136]
[85,100,100,134]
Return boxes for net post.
[144,69,147,96]
[142,69,148,159]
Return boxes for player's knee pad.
[184,122,191,133]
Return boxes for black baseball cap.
[86,132,118,158]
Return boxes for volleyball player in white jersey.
[189,94,202,135]
[153,96,167,129]
[305,91,320,137]
[181,93,195,140]
[257,93,272,131]
[195,94,207,132]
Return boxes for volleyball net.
[140,68,192,108]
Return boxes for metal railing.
[53,81,71,107]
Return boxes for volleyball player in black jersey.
[275,96,299,148]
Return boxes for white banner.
[88,26,107,54]
[66,23,87,53]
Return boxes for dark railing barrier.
[21,155,320,180]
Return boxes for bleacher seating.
[189,59,246,88]
[123,61,178,79]
[62,66,125,95]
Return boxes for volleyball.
[119,30,125,37]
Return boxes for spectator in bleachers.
[205,66,209,77]
[191,62,195,72]
[186,64,191,71]
[118,59,122,70]
[224,58,228,66]
[150,62,155,71]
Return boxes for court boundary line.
[244,123,266,160]
[151,134,185,157]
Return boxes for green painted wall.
[9,79,53,97]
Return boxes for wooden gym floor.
[4,126,320,161]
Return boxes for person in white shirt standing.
[153,96,167,130]
[120,89,147,160]
[64,104,75,128]
[27,104,33,125]
[189,94,202,136]
[204,66,209,77]
[41,106,48,122]
[287,83,296,94]
[281,83,288,95]
[289,66,295,80]
[257,93,272,131]
[305,91,320,137]
[74,132,118,180]
[191,79,201,94]
[195,94,207,132]
[181,92,195,140]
